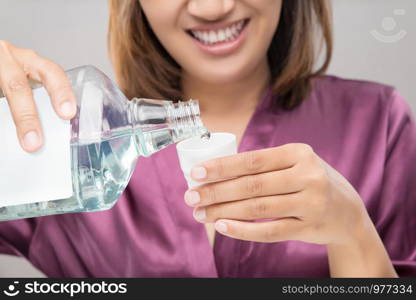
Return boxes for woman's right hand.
[0,40,77,152]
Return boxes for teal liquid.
[0,128,176,221]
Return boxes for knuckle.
[52,63,65,75]
[294,143,315,160]
[37,59,64,75]
[213,157,226,179]
[6,78,30,94]
[244,151,263,173]
[204,185,219,204]
[308,169,328,189]
[311,221,326,235]
[15,111,38,125]
[248,198,268,219]
[207,205,222,221]
[262,227,278,243]
[36,58,53,70]
[308,195,327,216]
[51,62,65,74]
[245,175,263,197]
[309,196,323,212]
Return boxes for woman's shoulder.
[313,75,397,107]
[310,75,413,122]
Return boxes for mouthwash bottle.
[0,65,209,221]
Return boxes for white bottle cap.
[176,132,237,188]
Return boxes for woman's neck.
[181,60,270,116]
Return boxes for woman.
[0,0,415,277]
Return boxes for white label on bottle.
[0,87,73,207]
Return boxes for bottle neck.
[166,99,210,140]
[128,98,210,157]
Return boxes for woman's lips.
[187,19,250,56]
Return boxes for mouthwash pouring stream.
[0,65,210,221]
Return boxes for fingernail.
[23,131,40,150]
[194,208,206,222]
[215,221,228,233]
[184,190,200,205]
[191,166,207,180]
[60,101,75,118]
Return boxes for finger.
[13,47,77,120]
[190,143,315,182]
[0,41,43,152]
[213,218,305,243]
[185,166,303,206]
[193,192,304,223]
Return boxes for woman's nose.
[188,0,235,21]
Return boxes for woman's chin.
[190,68,252,86]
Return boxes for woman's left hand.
[184,143,371,246]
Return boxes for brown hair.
[108,0,333,110]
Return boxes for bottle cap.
[176,132,237,188]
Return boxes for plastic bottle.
[0,65,209,221]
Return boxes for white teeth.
[202,32,209,42]
[218,29,226,41]
[209,30,217,43]
[231,25,237,36]
[225,27,232,41]
[190,20,246,45]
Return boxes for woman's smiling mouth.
[186,19,250,56]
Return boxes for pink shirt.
[1,75,415,277]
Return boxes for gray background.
[0,0,414,277]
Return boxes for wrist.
[326,208,397,277]
[327,212,373,255]
[330,199,373,247]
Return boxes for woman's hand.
[0,40,76,152]
[184,143,370,246]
